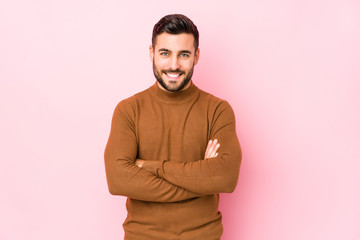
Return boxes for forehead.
[154,32,195,52]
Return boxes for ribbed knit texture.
[104,82,242,240]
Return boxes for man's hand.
[204,139,220,159]
[135,159,145,168]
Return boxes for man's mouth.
[164,72,183,80]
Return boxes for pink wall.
[1,0,359,239]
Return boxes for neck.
[150,81,199,104]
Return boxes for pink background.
[1,0,359,239]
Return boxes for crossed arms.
[104,99,241,202]
[135,139,220,167]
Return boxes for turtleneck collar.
[149,81,200,104]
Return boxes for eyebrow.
[179,50,192,54]
[158,48,192,54]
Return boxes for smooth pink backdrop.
[1,0,359,239]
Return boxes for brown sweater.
[104,82,241,240]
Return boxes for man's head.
[150,14,200,92]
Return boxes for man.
[104,14,242,240]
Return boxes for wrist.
[142,160,163,176]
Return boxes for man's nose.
[169,56,180,70]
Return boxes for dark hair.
[152,14,199,50]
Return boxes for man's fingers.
[204,139,220,159]
[204,140,212,158]
[208,139,218,157]
[208,142,220,158]
[205,139,215,158]
[135,159,145,168]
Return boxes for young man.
[104,14,242,240]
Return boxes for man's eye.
[180,54,189,57]
[160,52,169,56]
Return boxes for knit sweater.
[104,82,242,240]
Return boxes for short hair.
[152,14,199,50]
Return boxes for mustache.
[162,69,185,74]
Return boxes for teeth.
[166,73,180,78]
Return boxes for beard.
[152,60,194,92]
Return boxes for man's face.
[150,32,200,92]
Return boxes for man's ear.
[149,45,154,62]
[194,48,200,65]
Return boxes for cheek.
[154,58,168,69]
[181,60,194,70]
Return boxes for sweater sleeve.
[104,100,202,202]
[144,101,242,195]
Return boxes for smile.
[165,72,183,79]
